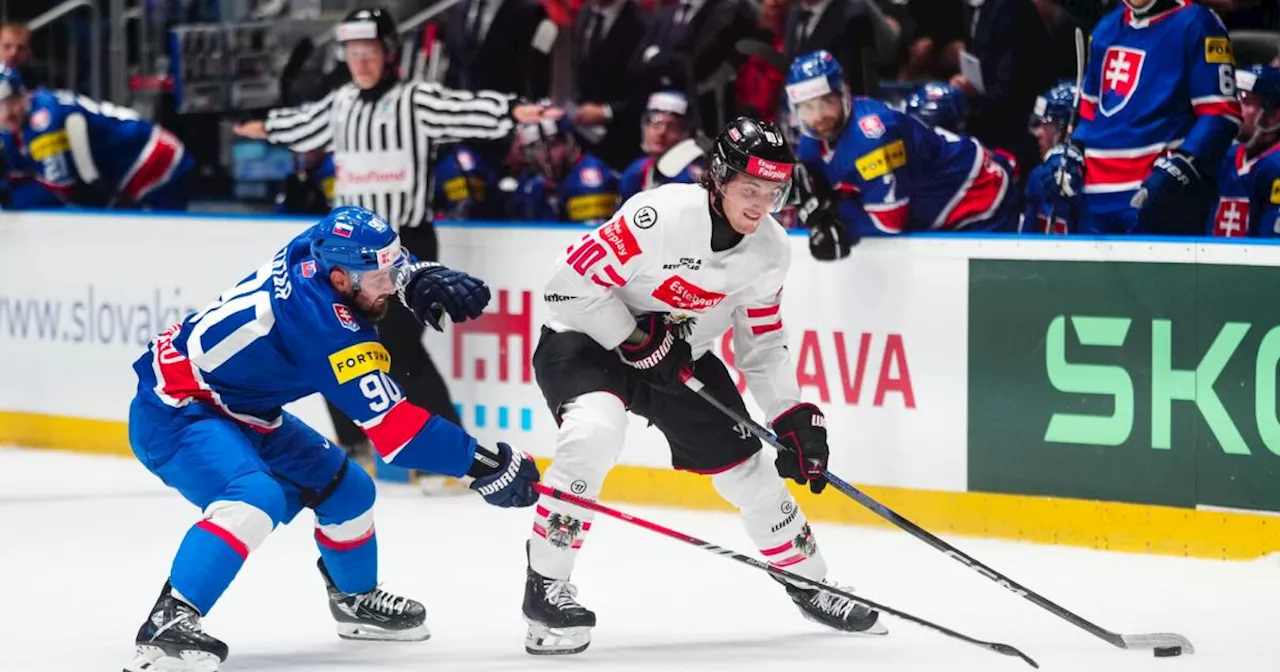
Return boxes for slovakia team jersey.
[130,226,477,477]
[1207,141,1280,237]
[1,130,60,209]
[796,98,1016,236]
[1074,1,1241,212]
[542,183,800,419]
[433,144,501,219]
[619,155,703,201]
[22,89,190,206]
[1023,162,1073,234]
[510,154,620,223]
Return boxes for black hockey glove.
[393,262,491,331]
[1132,151,1202,231]
[801,197,852,261]
[771,403,829,494]
[469,442,540,508]
[618,312,694,390]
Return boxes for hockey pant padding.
[170,472,284,614]
[312,458,378,594]
[530,392,628,580]
[712,452,828,582]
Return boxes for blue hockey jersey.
[509,154,620,224]
[796,97,1018,235]
[1207,142,1280,237]
[619,155,703,201]
[1023,162,1073,234]
[130,225,478,476]
[1074,1,1240,215]
[22,89,192,208]
[433,144,500,219]
[0,130,60,210]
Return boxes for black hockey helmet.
[707,116,795,212]
[336,7,401,59]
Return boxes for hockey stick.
[676,372,1195,656]
[533,482,1039,668]
[1046,27,1086,233]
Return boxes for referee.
[235,7,543,457]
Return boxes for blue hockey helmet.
[904,82,967,133]
[785,50,851,139]
[0,64,24,101]
[1236,64,1280,106]
[310,205,406,280]
[1028,81,1077,132]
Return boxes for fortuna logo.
[746,156,792,181]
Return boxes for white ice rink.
[2,446,1276,672]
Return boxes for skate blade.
[123,645,221,672]
[524,620,592,655]
[799,609,890,637]
[336,621,431,642]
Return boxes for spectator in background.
[0,23,42,87]
[895,0,965,82]
[570,0,650,171]
[736,0,790,122]
[630,0,759,138]
[507,116,620,223]
[949,0,1054,178]
[784,0,877,96]
[619,90,701,200]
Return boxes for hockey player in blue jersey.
[1207,65,1280,237]
[0,64,192,210]
[1042,0,1241,235]
[619,91,703,200]
[786,51,1020,260]
[1023,82,1078,234]
[123,206,540,671]
[508,116,620,224]
[0,128,59,209]
[433,143,501,220]
[903,82,967,135]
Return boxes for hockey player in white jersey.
[522,116,887,655]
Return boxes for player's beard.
[342,288,392,322]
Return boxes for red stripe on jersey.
[122,129,182,203]
[865,202,909,233]
[602,264,627,287]
[746,304,781,319]
[751,321,783,336]
[315,525,375,551]
[364,401,432,459]
[196,520,250,559]
[1084,152,1161,188]
[943,154,1008,228]
[1079,97,1097,122]
[1192,99,1243,120]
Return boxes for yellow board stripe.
[4,410,1277,560]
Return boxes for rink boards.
[3,211,1280,560]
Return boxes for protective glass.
[720,171,792,213]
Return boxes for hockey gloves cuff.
[1132,151,1202,226]
[771,403,829,494]
[470,442,540,508]
[802,198,853,261]
[393,262,492,331]
[1040,144,1085,208]
[618,312,694,390]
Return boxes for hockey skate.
[782,578,888,636]
[318,559,430,641]
[523,544,595,655]
[123,581,228,672]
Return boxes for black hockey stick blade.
[674,371,1195,655]
[535,483,1039,668]
[735,38,789,74]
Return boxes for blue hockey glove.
[1039,144,1085,209]
[393,261,491,331]
[1131,151,1201,219]
[469,442,540,508]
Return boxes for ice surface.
[1,446,1274,672]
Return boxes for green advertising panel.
[969,259,1280,512]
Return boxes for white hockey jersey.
[543,183,801,420]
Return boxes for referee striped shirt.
[263,80,514,229]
